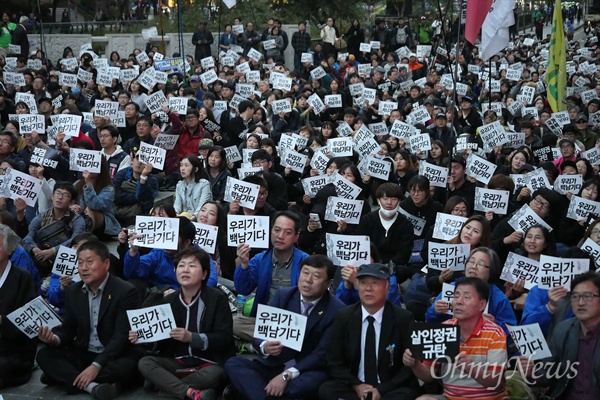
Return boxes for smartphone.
[309,213,322,229]
[363,392,373,400]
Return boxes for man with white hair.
[9,16,29,58]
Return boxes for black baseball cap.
[356,263,390,280]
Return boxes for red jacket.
[177,124,211,160]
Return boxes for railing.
[30,16,175,35]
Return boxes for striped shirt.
[427,316,508,400]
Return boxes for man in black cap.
[573,113,597,150]
[456,96,482,133]
[427,111,454,149]
[319,263,420,400]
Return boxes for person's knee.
[138,356,158,374]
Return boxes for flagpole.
[217,0,223,60]
[177,0,186,74]
[488,58,492,109]
[158,0,166,55]
[450,0,462,156]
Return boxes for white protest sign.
[310,66,326,80]
[142,26,158,40]
[301,170,331,196]
[331,173,362,200]
[432,213,467,241]
[51,246,81,282]
[419,161,448,188]
[566,195,600,221]
[501,253,539,292]
[325,197,364,224]
[0,168,42,207]
[168,97,189,115]
[17,114,45,135]
[224,145,242,164]
[507,324,552,361]
[326,233,370,267]
[282,150,308,173]
[15,93,38,114]
[441,282,456,315]
[154,134,180,151]
[524,168,551,192]
[359,42,372,52]
[478,121,508,152]
[6,296,62,339]
[398,207,426,236]
[582,147,600,166]
[553,174,583,195]
[428,243,470,271]
[227,215,270,248]
[307,93,326,115]
[465,154,497,185]
[272,99,292,114]
[378,101,397,116]
[324,94,342,108]
[127,304,176,344]
[409,133,432,152]
[138,142,166,170]
[474,188,510,215]
[389,120,416,138]
[537,255,589,290]
[133,216,179,250]
[254,304,307,351]
[581,238,600,271]
[59,72,78,88]
[238,167,262,180]
[508,204,552,233]
[328,137,354,157]
[144,91,168,114]
[54,114,82,138]
[94,100,119,118]
[69,149,101,174]
[364,157,391,180]
[224,177,260,210]
[368,122,387,136]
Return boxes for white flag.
[481,0,516,61]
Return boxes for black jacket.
[357,210,414,266]
[399,197,444,239]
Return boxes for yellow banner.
[546,0,567,112]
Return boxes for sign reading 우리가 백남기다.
[553,174,583,195]
[127,304,176,344]
[537,255,589,291]
[282,150,308,174]
[508,204,553,233]
[227,215,270,248]
[138,142,166,170]
[477,121,508,152]
[432,213,467,241]
[54,114,82,138]
[254,304,308,352]
[153,134,179,151]
[507,323,552,361]
[474,188,510,215]
[332,173,362,200]
[500,252,539,290]
[428,243,470,271]
[51,246,81,282]
[466,154,497,185]
[581,238,600,272]
[301,175,332,198]
[69,149,101,174]
[224,177,260,210]
[326,233,370,267]
[191,222,218,254]
[18,114,45,135]
[419,161,448,188]
[325,197,364,225]
[144,91,168,114]
[133,216,179,251]
[410,322,460,362]
[566,195,600,221]
[0,168,42,207]
[94,100,119,118]
[6,296,62,339]
[398,207,426,236]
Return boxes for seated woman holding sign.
[174,155,212,220]
[425,247,517,339]
[133,246,235,400]
[0,224,37,390]
[73,157,121,237]
[558,179,600,247]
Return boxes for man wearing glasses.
[519,272,600,399]
[250,149,288,211]
[177,109,211,161]
[22,183,86,275]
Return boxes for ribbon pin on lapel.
[386,344,396,366]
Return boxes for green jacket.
[0,22,16,48]
[418,23,431,44]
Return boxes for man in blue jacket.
[234,211,309,341]
[124,216,217,301]
[224,254,345,400]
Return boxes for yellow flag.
[546,0,567,112]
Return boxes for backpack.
[396,26,408,45]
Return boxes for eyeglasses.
[452,207,468,215]
[570,292,600,302]
[0,139,12,146]
[590,229,600,237]
[98,134,112,139]
[532,197,550,211]
[252,160,269,167]
[466,258,489,269]
[53,191,72,199]
[258,191,269,198]
[136,123,150,128]
[185,116,198,121]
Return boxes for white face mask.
[378,201,398,218]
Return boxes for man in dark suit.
[37,240,140,400]
[319,263,421,400]
[223,254,345,400]
[9,16,29,58]
[218,99,254,148]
